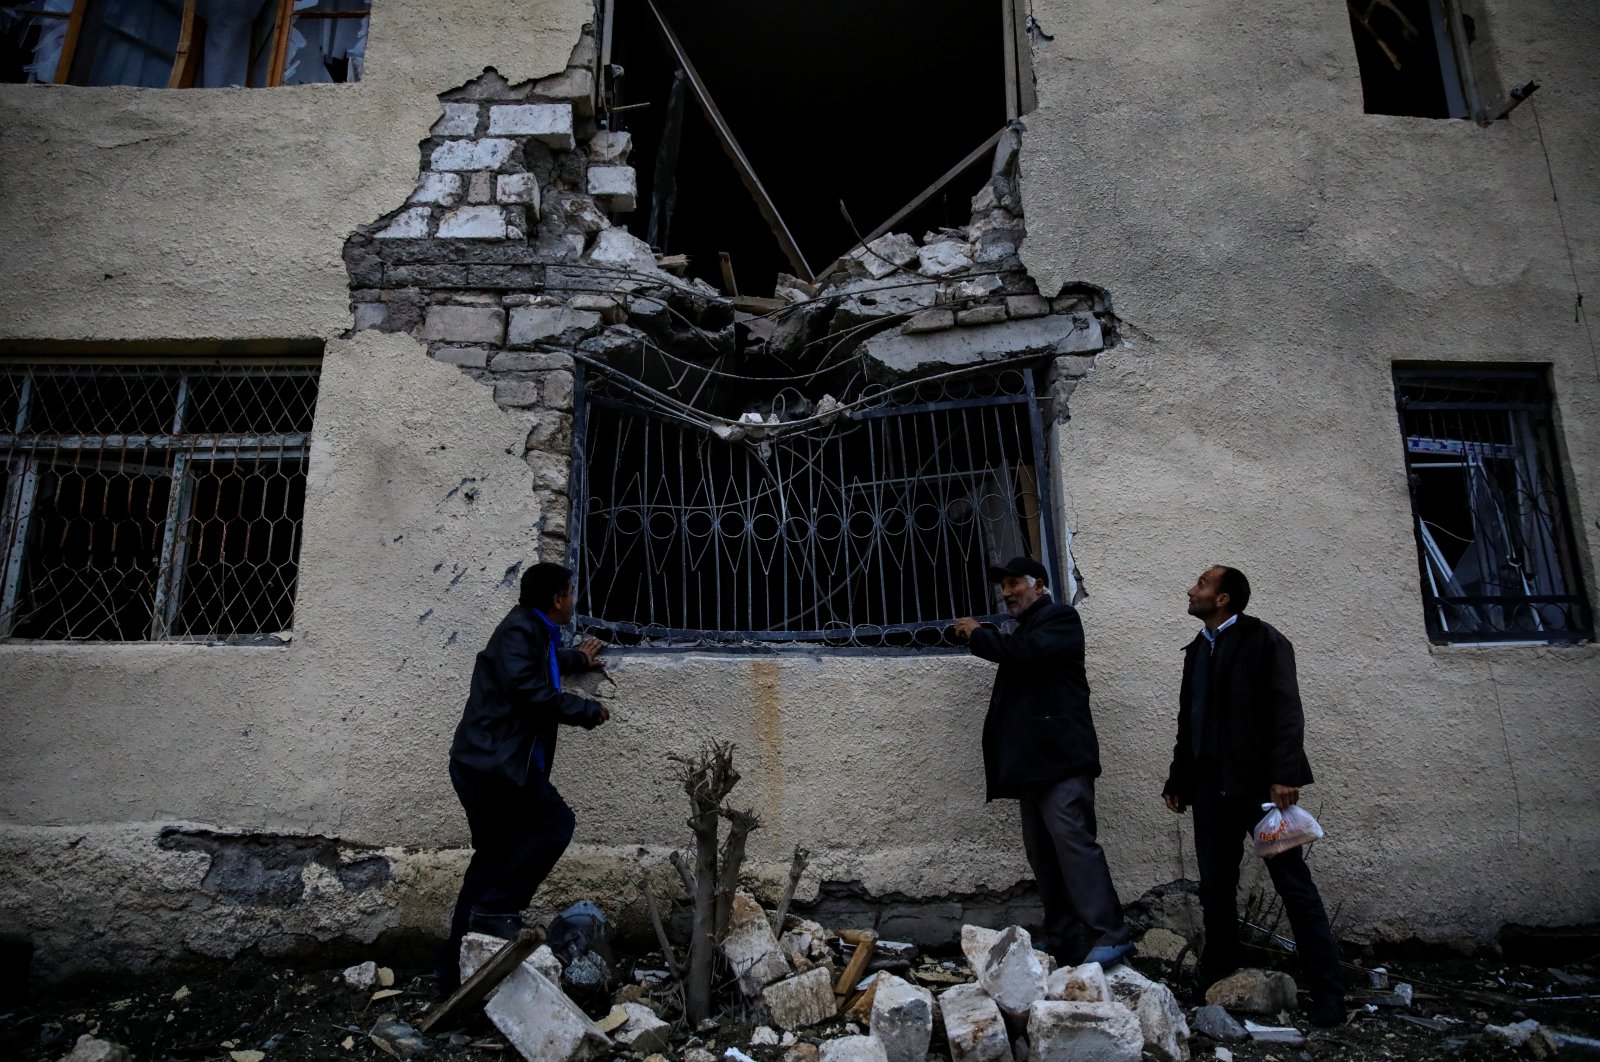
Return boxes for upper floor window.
[1,0,369,88]
[1347,0,1480,119]
[0,358,320,643]
[1393,366,1592,645]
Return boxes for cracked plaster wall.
[0,0,1598,978]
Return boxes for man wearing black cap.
[955,556,1134,967]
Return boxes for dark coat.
[1162,614,1315,804]
[449,605,604,786]
[970,596,1101,801]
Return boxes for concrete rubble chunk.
[589,130,632,163]
[430,137,517,171]
[409,172,465,206]
[861,312,1102,381]
[952,275,1003,300]
[342,960,379,990]
[1203,969,1297,1015]
[939,982,1013,1062]
[820,1036,890,1062]
[917,240,973,277]
[488,104,575,148]
[433,102,480,137]
[762,966,837,1030]
[497,173,541,214]
[979,926,1048,1019]
[831,274,939,331]
[534,67,595,117]
[422,305,504,345]
[437,205,510,240]
[587,165,638,212]
[508,306,603,348]
[904,308,956,334]
[722,891,793,995]
[615,1001,672,1054]
[1188,1005,1247,1043]
[961,925,1004,979]
[1214,1050,1234,1062]
[1004,294,1051,320]
[751,1026,781,1047]
[870,973,934,1062]
[1240,1020,1302,1045]
[374,207,430,239]
[459,932,563,985]
[484,963,611,1062]
[1133,981,1190,1062]
[1103,963,1156,1006]
[1026,1001,1143,1062]
[585,228,661,276]
[1484,1018,1541,1047]
[568,293,626,324]
[957,304,1008,327]
[61,1035,131,1062]
[368,1018,430,1059]
[850,233,919,279]
[1047,962,1110,1003]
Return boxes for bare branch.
[713,807,762,942]
[770,844,811,935]
[640,874,682,978]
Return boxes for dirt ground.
[3,938,1596,1062]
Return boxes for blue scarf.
[529,608,563,773]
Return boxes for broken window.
[1393,367,1592,644]
[0,358,320,642]
[1347,0,1481,119]
[0,0,368,87]
[573,364,1060,650]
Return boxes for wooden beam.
[52,0,88,84]
[1002,0,1019,121]
[168,0,201,89]
[815,127,1006,285]
[718,251,738,297]
[266,0,294,87]
[644,0,814,281]
[834,930,877,1001]
[417,928,543,1034]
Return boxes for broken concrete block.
[762,966,837,1030]
[484,964,611,1062]
[918,240,973,276]
[430,137,517,171]
[459,932,564,986]
[820,1035,889,1062]
[534,67,595,117]
[488,104,575,148]
[1103,963,1156,1006]
[508,306,603,347]
[779,928,822,971]
[1134,981,1190,1062]
[979,926,1047,1019]
[1005,294,1051,320]
[831,274,938,332]
[957,304,1008,327]
[589,130,632,164]
[960,925,1004,978]
[433,102,480,136]
[1047,962,1110,1004]
[1240,1020,1302,1045]
[615,1001,672,1054]
[904,308,956,334]
[585,227,660,275]
[61,1035,131,1062]
[751,1026,781,1047]
[723,892,793,996]
[568,293,626,324]
[437,205,510,240]
[861,312,1103,381]
[1189,1005,1246,1043]
[431,345,492,368]
[342,960,379,990]
[497,173,542,215]
[951,274,1003,300]
[939,982,1013,1062]
[374,207,431,239]
[850,233,919,279]
[1203,969,1297,1015]
[587,165,638,212]
[1026,1001,1143,1062]
[870,973,934,1062]
[409,172,465,206]
[422,305,504,345]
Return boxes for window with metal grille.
[0,358,320,642]
[572,365,1061,651]
[1393,366,1592,644]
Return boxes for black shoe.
[468,909,526,939]
[1305,994,1347,1027]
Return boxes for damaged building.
[0,0,1597,984]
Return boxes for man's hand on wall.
[1162,792,1185,813]
[577,636,606,666]
[953,617,981,639]
[595,703,611,724]
[1270,783,1299,810]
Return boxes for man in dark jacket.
[1162,566,1344,1025]
[955,556,1134,967]
[440,561,609,983]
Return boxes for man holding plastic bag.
[1161,566,1345,1026]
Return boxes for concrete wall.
[1,0,1597,977]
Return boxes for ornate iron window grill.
[1394,366,1592,644]
[571,364,1062,651]
[0,358,320,642]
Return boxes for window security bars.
[572,366,1061,650]
[0,359,319,642]
[1394,367,1591,644]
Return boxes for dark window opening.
[1394,366,1592,644]
[573,364,1061,651]
[1348,0,1474,118]
[0,358,320,642]
[606,0,1011,296]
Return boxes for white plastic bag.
[1252,802,1324,857]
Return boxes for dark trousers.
[444,760,576,958]
[1191,778,1344,999]
[1019,775,1132,962]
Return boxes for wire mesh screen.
[574,366,1059,650]
[1394,367,1592,643]
[0,359,320,642]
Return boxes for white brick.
[437,205,510,240]
[721,892,793,995]
[588,130,632,163]
[432,102,480,137]
[484,964,611,1062]
[869,974,933,1062]
[1047,962,1111,1004]
[408,172,464,206]
[761,967,837,1030]
[819,1036,888,1062]
[978,927,1047,1019]
[374,207,430,239]
[508,307,603,347]
[430,138,517,171]
[1027,1002,1142,1062]
[497,173,542,216]
[939,983,1012,1062]
[422,305,504,344]
[587,165,637,212]
[488,104,575,148]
